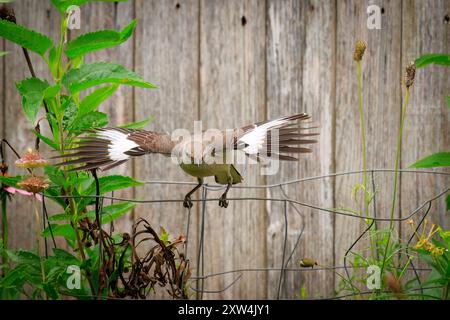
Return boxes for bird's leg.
[219,174,233,208]
[183,178,203,209]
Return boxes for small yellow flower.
[430,246,445,258]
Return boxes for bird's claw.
[218,195,229,208]
[183,196,193,209]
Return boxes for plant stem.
[381,88,410,277]
[32,195,46,299]
[356,61,375,258]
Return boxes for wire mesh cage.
[38,169,449,299]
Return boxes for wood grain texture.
[69,1,136,235]
[199,0,267,299]
[133,0,200,298]
[0,0,448,300]
[334,0,402,290]
[400,0,450,233]
[266,0,335,299]
[3,0,60,251]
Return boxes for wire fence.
[39,168,449,300]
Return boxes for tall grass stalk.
[381,86,410,277]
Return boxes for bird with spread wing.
[56,113,318,208]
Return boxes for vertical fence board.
[0,0,448,300]
[133,0,200,297]
[199,0,267,299]
[67,1,137,235]
[3,0,60,251]
[334,0,402,291]
[266,0,335,299]
[401,0,450,235]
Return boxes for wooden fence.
[0,0,449,299]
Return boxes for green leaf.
[0,19,53,56]
[62,62,157,93]
[119,117,154,129]
[32,130,59,150]
[84,202,135,224]
[409,152,450,168]
[415,54,450,68]
[0,51,8,57]
[43,84,61,100]
[42,223,76,243]
[65,20,137,59]
[446,195,450,211]
[69,111,109,132]
[84,175,143,196]
[51,0,128,14]
[445,96,450,109]
[0,176,23,188]
[16,77,49,123]
[61,96,78,130]
[79,84,118,116]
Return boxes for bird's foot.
[183,196,193,209]
[218,194,229,208]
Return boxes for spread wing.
[209,113,318,162]
[54,128,175,171]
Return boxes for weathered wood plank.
[266,0,335,299]
[400,0,449,258]
[133,0,200,298]
[3,0,60,251]
[334,0,402,291]
[199,0,267,299]
[69,1,136,235]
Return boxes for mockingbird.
[57,113,317,208]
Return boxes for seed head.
[404,61,416,88]
[17,176,49,194]
[353,40,367,61]
[0,5,16,23]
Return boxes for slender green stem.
[357,61,368,206]
[356,61,376,258]
[381,88,410,277]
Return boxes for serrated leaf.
[415,54,450,69]
[0,19,53,56]
[51,0,128,14]
[65,20,137,59]
[16,77,49,123]
[409,152,450,168]
[69,111,109,133]
[61,96,78,130]
[119,117,154,129]
[79,84,118,116]
[62,62,157,93]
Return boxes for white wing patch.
[97,129,139,161]
[238,118,285,155]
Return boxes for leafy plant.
[0,0,189,299]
